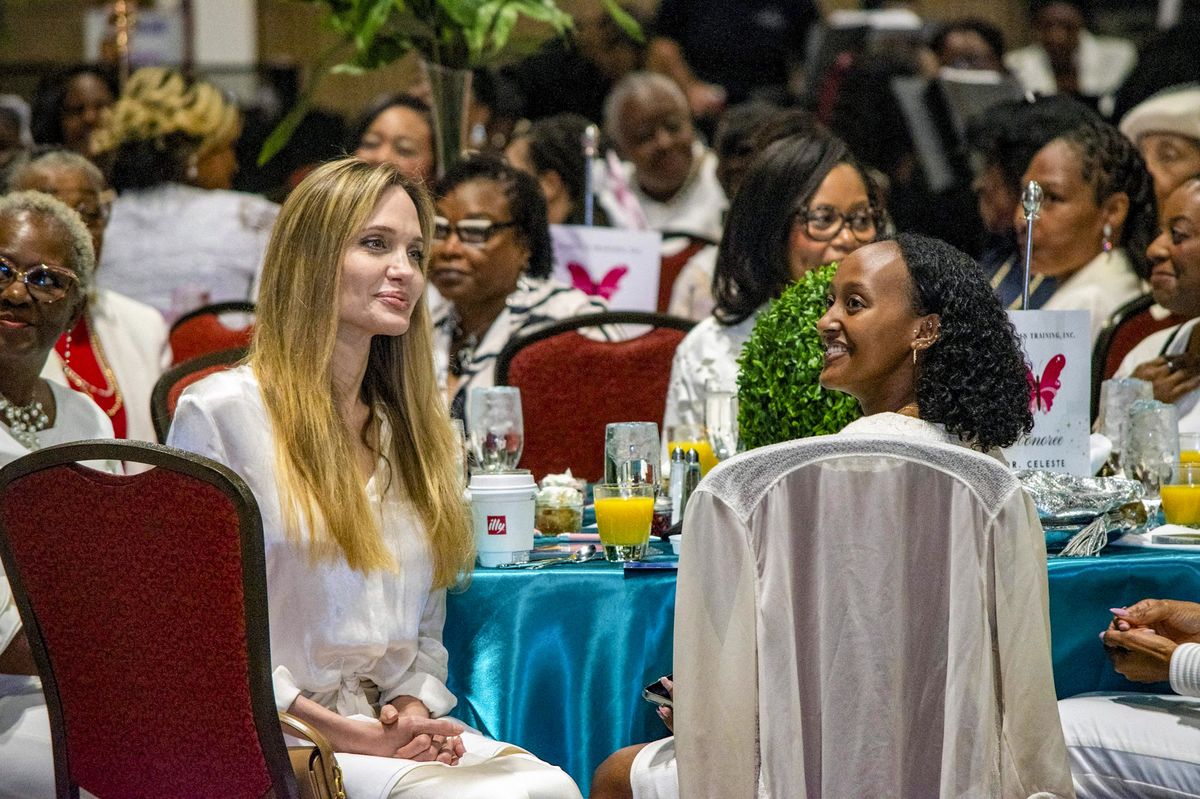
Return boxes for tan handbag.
[279,712,347,799]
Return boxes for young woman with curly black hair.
[820,233,1033,452]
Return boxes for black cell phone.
[642,675,673,708]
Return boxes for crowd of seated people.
[7,2,1200,796]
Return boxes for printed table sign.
[550,224,662,312]
[1002,310,1091,475]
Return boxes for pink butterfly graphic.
[1026,354,1066,414]
[567,262,629,300]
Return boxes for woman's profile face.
[429,179,530,311]
[61,73,114,155]
[0,211,83,364]
[788,163,876,279]
[355,105,436,184]
[336,186,426,343]
[1139,133,1200,212]
[1146,180,1200,318]
[1017,138,1109,278]
[817,241,926,413]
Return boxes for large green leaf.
[353,0,395,53]
[602,0,644,44]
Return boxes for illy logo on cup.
[487,515,507,536]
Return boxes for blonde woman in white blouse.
[168,158,581,799]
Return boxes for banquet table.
[443,545,1200,796]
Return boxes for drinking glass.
[1163,462,1200,528]
[1181,432,1200,465]
[666,422,716,477]
[467,387,524,472]
[1096,378,1153,475]
[1125,399,1180,517]
[704,385,739,462]
[593,483,655,561]
[604,422,659,486]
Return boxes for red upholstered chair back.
[0,441,297,799]
[151,347,248,442]
[170,301,256,365]
[658,235,712,313]
[1091,294,1185,419]
[496,311,694,481]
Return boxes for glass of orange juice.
[1181,433,1200,465]
[593,483,655,561]
[1163,463,1200,527]
[666,423,718,476]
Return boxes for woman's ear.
[1102,191,1130,238]
[539,170,566,206]
[914,314,940,351]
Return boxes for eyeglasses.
[794,206,879,243]
[0,256,79,303]
[433,216,518,246]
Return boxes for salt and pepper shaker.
[668,447,687,525]
[681,450,701,516]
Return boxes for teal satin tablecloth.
[444,546,1200,796]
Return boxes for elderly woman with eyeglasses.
[0,189,118,798]
[8,149,170,445]
[661,130,883,432]
[428,155,609,419]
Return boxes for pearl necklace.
[61,314,124,416]
[0,391,50,450]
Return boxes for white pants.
[630,736,678,799]
[0,685,578,799]
[1059,692,1200,798]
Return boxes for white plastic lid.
[468,469,536,492]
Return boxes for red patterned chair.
[496,311,695,481]
[1091,294,1185,419]
[151,346,248,442]
[0,440,301,799]
[658,234,715,313]
[169,300,255,365]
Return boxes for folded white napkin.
[1089,433,1113,476]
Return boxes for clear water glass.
[604,422,659,486]
[467,387,524,472]
[704,388,739,462]
[1096,378,1152,475]
[1125,399,1180,519]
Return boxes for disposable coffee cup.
[469,470,536,567]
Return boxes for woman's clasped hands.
[377,699,466,764]
[1101,598,1200,682]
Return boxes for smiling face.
[1016,138,1119,278]
[61,73,114,155]
[788,163,876,279]
[355,105,436,184]
[1146,180,1200,318]
[818,241,938,415]
[0,210,84,369]
[617,85,695,201]
[429,179,530,312]
[335,186,427,346]
[1139,133,1200,212]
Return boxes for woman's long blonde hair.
[252,157,472,585]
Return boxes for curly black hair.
[895,233,1033,451]
[1057,118,1159,279]
[435,153,554,278]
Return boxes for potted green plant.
[262,0,641,171]
[737,263,861,450]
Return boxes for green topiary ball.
[736,262,861,449]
